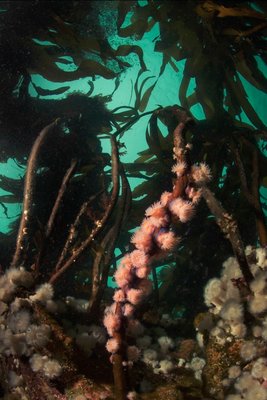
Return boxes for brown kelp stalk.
[229,138,267,247]
[45,158,78,239]
[49,134,120,284]
[103,106,212,399]
[34,158,78,273]
[202,187,254,285]
[88,163,131,319]
[53,189,104,272]
[11,119,60,269]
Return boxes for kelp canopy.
[0,1,266,399]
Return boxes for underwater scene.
[0,1,267,399]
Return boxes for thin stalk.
[11,119,59,269]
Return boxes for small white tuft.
[190,357,206,372]
[228,365,241,379]
[6,267,34,288]
[249,295,267,315]
[204,278,224,308]
[251,358,267,379]
[43,359,62,379]
[143,349,158,364]
[29,353,47,372]
[230,323,247,338]
[158,336,174,354]
[256,248,267,268]
[30,283,54,304]
[156,359,174,374]
[220,299,243,323]
[8,310,31,333]
[250,271,267,294]
[127,391,138,400]
[26,324,50,347]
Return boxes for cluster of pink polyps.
[103,130,211,360]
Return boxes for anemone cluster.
[103,159,211,365]
[0,269,62,395]
[200,247,267,399]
